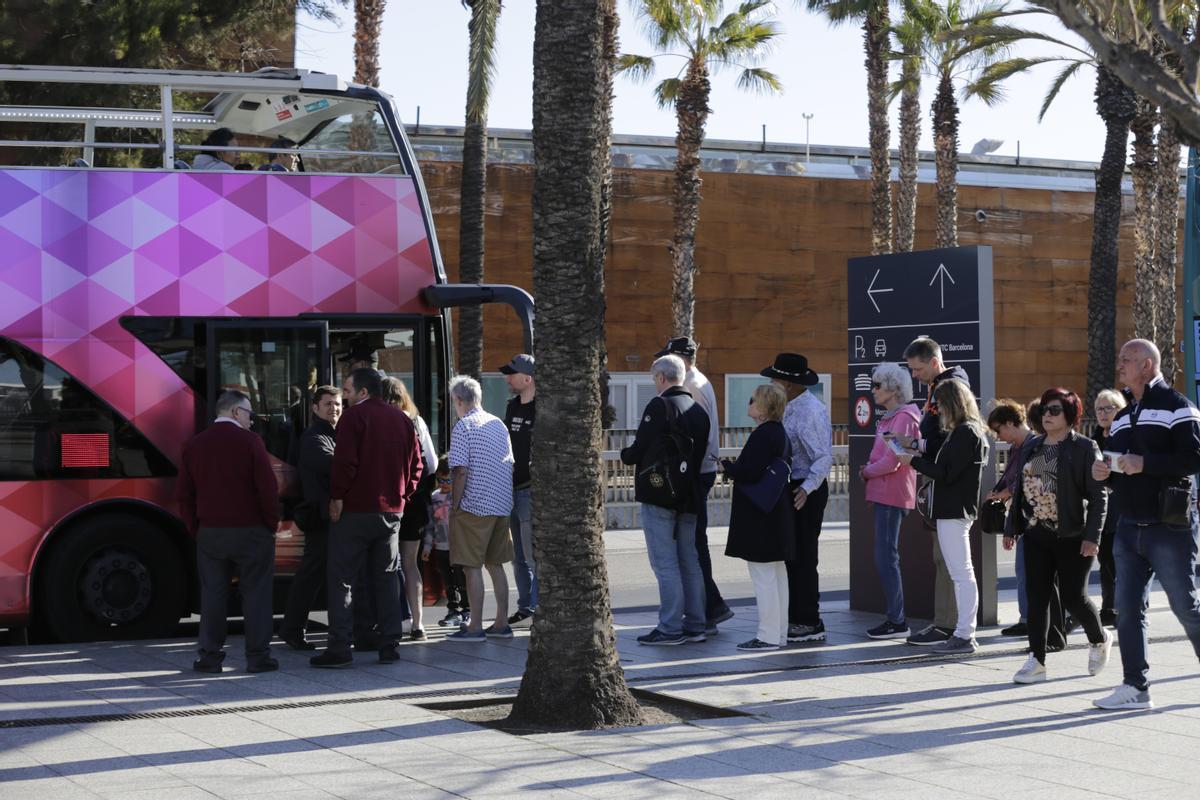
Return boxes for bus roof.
[0,64,350,94]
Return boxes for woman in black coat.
[722,383,795,651]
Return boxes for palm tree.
[353,0,386,85]
[1130,100,1159,345]
[457,0,502,380]
[1155,117,1183,383]
[1088,65,1138,408]
[808,1,893,254]
[618,0,782,338]
[509,0,643,730]
[909,0,1017,248]
[889,0,935,252]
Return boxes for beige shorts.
[449,509,513,567]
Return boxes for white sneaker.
[1013,654,1047,684]
[1092,684,1153,710]
[1088,629,1113,676]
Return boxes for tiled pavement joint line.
[4,632,1191,731]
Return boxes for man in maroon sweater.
[177,390,280,674]
[311,368,422,668]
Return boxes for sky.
[295,2,1103,163]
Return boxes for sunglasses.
[871,382,883,389]
[1043,405,1065,417]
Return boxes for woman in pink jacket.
[859,362,921,640]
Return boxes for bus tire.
[36,514,187,643]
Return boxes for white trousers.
[747,561,789,645]
[936,518,978,639]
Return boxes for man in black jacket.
[902,337,969,646]
[279,386,341,650]
[1092,339,1200,711]
[620,355,710,646]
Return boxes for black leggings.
[1023,526,1105,663]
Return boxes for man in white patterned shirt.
[445,375,516,643]
[762,353,833,642]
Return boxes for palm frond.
[1037,59,1086,121]
[710,19,781,60]
[616,53,657,83]
[805,0,876,27]
[464,0,501,122]
[735,66,783,94]
[654,77,683,109]
[639,0,691,51]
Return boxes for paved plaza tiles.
[2,592,1200,799]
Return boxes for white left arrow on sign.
[867,268,893,313]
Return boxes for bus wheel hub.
[80,548,151,624]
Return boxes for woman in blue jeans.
[859,362,920,639]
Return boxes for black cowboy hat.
[760,353,819,386]
[654,336,698,359]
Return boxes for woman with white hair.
[859,362,921,640]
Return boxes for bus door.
[205,320,328,473]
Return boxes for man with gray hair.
[177,390,279,674]
[1091,338,1200,710]
[445,375,516,643]
[620,354,711,645]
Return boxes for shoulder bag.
[737,437,793,514]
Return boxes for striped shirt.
[449,407,515,517]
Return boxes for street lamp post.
[802,112,814,162]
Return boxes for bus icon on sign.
[854,373,873,392]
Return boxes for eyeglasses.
[1043,405,1064,417]
[1096,404,1119,413]
[871,382,883,390]
[234,406,255,419]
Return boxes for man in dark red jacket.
[177,390,280,674]
[311,368,422,668]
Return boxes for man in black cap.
[500,354,537,624]
[762,353,832,643]
[656,337,732,632]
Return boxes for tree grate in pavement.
[1,633,1188,730]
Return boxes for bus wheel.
[37,514,187,643]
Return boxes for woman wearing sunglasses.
[1092,388,1127,628]
[1005,387,1112,683]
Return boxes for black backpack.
[635,397,695,510]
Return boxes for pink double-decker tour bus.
[0,65,531,642]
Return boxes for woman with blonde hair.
[381,376,438,639]
[1092,388,1127,627]
[721,383,795,651]
[897,379,989,655]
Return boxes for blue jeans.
[1015,535,1027,621]
[873,503,906,625]
[1114,518,1200,689]
[510,488,537,613]
[641,504,706,636]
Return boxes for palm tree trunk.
[511,0,641,730]
[671,58,711,339]
[932,72,958,249]
[865,6,891,255]
[353,0,386,86]
[894,58,920,253]
[1087,66,1137,411]
[457,120,487,379]
[1155,119,1183,383]
[1130,101,1158,343]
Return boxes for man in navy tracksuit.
[1092,339,1200,710]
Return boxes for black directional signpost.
[846,246,998,624]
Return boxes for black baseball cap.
[499,354,535,376]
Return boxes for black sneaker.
[736,638,780,651]
[787,621,826,642]
[192,657,224,674]
[684,631,707,643]
[636,629,686,646]
[281,634,315,651]
[866,620,910,640]
[309,651,353,669]
[906,625,952,646]
[439,612,465,627]
[246,658,279,674]
[1000,622,1028,637]
[409,628,427,641]
[507,609,534,626]
[378,645,400,664]
[709,608,735,626]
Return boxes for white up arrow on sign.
[929,263,955,308]
[866,268,893,313]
